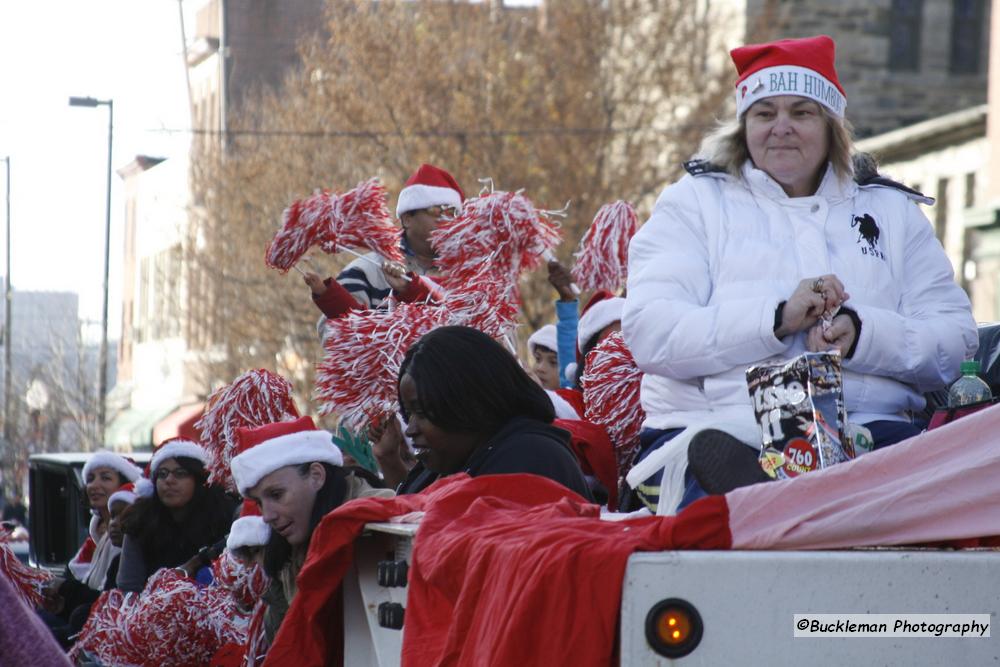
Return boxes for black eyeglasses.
[155,467,192,481]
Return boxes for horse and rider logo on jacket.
[853,213,884,260]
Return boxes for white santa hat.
[565,291,624,383]
[395,163,465,218]
[577,291,625,352]
[227,516,271,551]
[149,438,209,475]
[230,416,343,496]
[107,480,153,509]
[82,450,143,484]
[528,324,558,355]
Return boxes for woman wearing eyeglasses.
[117,439,237,592]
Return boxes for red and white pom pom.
[244,602,269,667]
[581,331,646,485]
[443,274,521,339]
[315,303,449,428]
[316,177,403,263]
[571,200,638,293]
[71,567,251,667]
[212,549,269,611]
[0,529,51,608]
[431,189,562,293]
[196,370,300,493]
[265,192,333,273]
[265,178,402,273]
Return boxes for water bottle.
[946,360,992,407]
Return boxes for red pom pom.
[432,189,562,293]
[196,369,300,493]
[441,276,521,339]
[0,530,51,607]
[581,331,646,487]
[212,550,268,610]
[571,200,638,293]
[265,178,402,272]
[317,178,403,263]
[71,565,259,667]
[315,303,449,427]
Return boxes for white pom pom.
[564,362,578,383]
[135,477,154,498]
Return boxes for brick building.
[746,0,990,138]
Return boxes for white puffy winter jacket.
[623,161,978,432]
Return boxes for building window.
[965,172,977,208]
[951,0,985,74]
[138,257,151,343]
[888,0,923,71]
[936,177,949,244]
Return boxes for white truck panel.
[620,550,1000,665]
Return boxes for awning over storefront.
[152,402,205,446]
[105,404,176,452]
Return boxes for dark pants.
[629,420,922,512]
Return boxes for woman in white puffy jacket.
[621,35,977,514]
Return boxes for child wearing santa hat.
[537,255,629,508]
[48,479,149,646]
[303,163,465,320]
[230,416,392,648]
[527,324,560,391]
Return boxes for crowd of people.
[1,34,979,666]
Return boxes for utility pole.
[3,156,11,456]
[69,97,114,447]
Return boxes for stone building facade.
[745,0,990,138]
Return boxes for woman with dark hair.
[230,416,390,647]
[40,451,142,647]
[117,440,236,592]
[387,326,592,499]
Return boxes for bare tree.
[187,0,734,413]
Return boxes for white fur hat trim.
[150,439,209,475]
[577,297,624,349]
[230,430,343,496]
[82,450,142,483]
[528,324,558,355]
[396,184,463,218]
[227,516,272,550]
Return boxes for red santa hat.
[731,35,846,118]
[527,324,558,355]
[82,450,143,484]
[227,516,271,551]
[149,438,209,475]
[230,416,343,496]
[67,536,97,581]
[395,163,465,218]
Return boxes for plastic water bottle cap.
[960,360,981,375]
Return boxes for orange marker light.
[656,608,693,645]
[645,598,703,658]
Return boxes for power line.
[145,123,720,139]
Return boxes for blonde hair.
[696,103,855,181]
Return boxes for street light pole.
[69,97,113,448]
[2,156,11,456]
